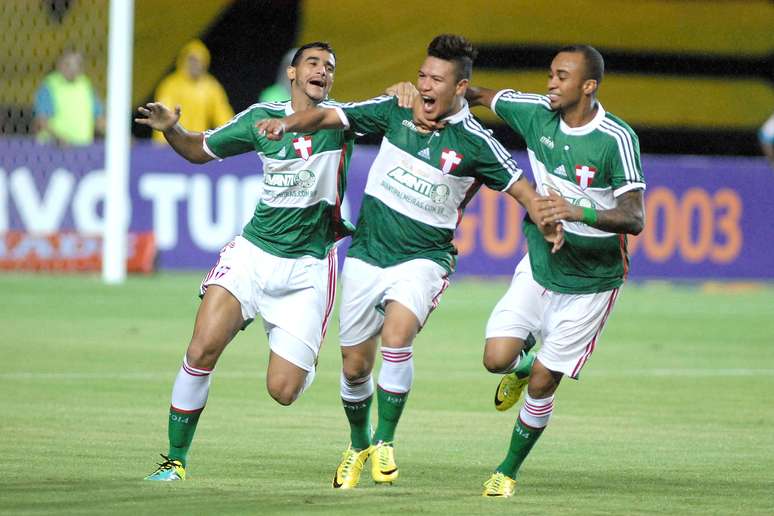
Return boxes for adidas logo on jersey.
[540,136,555,149]
[277,147,287,158]
[417,147,430,160]
[553,165,567,178]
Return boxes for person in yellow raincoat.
[152,39,234,144]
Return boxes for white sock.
[340,371,374,402]
[170,356,212,412]
[519,394,554,429]
[378,346,413,393]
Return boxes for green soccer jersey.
[203,101,354,259]
[492,89,646,294]
[333,95,522,273]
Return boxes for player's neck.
[438,97,464,121]
[561,99,598,128]
[290,96,321,113]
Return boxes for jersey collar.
[559,103,606,136]
[284,101,294,116]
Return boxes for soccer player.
[463,45,646,497]
[257,34,563,489]
[135,42,354,481]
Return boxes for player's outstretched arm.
[507,177,565,253]
[256,107,345,141]
[539,189,645,235]
[385,81,418,108]
[135,103,212,164]
[465,86,499,109]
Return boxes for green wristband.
[582,207,598,225]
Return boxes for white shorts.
[339,257,449,346]
[200,236,337,371]
[486,255,620,379]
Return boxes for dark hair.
[291,41,336,67]
[427,34,478,82]
[557,44,604,84]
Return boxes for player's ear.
[582,79,598,96]
[455,78,469,97]
[286,66,296,82]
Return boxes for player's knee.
[341,359,372,383]
[482,347,511,373]
[380,327,415,348]
[185,342,220,370]
[340,346,374,381]
[266,376,300,406]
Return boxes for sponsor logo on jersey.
[417,147,431,160]
[553,165,567,178]
[575,164,596,189]
[292,135,313,160]
[264,169,316,188]
[440,148,463,174]
[386,167,450,204]
[542,182,596,209]
[540,136,555,149]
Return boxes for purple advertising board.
[1,138,773,279]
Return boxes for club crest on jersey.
[575,164,596,189]
[440,148,463,174]
[293,135,313,160]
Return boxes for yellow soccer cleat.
[482,472,516,497]
[144,454,186,481]
[370,441,398,484]
[494,372,530,412]
[332,445,371,489]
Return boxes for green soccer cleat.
[370,441,398,484]
[332,445,371,489]
[482,472,517,497]
[144,454,186,481]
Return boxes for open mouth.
[309,79,325,88]
[422,95,436,112]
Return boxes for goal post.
[102,0,135,284]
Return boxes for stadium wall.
[1,140,772,279]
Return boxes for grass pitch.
[1,273,773,515]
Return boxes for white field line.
[1,368,774,381]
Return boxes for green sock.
[372,386,408,444]
[513,349,536,378]
[167,407,203,466]
[342,395,373,450]
[496,418,544,478]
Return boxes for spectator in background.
[33,49,105,146]
[759,111,774,169]
[152,39,234,144]
[258,47,297,102]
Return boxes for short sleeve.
[603,126,646,197]
[463,117,523,191]
[337,95,395,135]
[203,107,259,160]
[492,89,550,137]
[34,84,53,117]
[92,94,104,118]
